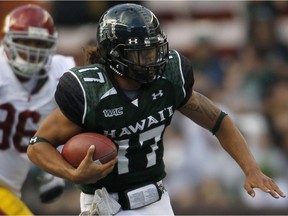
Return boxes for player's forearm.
[27,142,76,181]
[215,116,261,176]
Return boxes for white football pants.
[80,190,175,215]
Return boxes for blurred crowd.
[1,1,288,215]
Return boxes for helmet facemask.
[2,4,57,79]
[3,31,56,79]
[108,36,169,84]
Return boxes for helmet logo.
[99,17,117,42]
[128,38,138,44]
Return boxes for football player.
[27,3,286,215]
[0,4,75,215]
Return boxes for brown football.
[61,132,117,167]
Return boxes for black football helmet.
[96,3,169,84]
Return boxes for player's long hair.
[83,40,102,65]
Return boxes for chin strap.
[109,64,123,77]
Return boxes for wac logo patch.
[103,107,123,117]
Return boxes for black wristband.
[210,111,227,135]
[29,136,51,145]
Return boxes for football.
[61,132,117,167]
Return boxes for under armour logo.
[29,137,38,144]
[152,90,163,100]
[128,38,138,44]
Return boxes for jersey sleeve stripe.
[68,71,87,124]
[173,50,186,99]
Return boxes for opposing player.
[0,4,75,215]
[27,3,285,215]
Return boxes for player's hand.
[73,145,118,184]
[243,170,286,199]
[38,172,65,203]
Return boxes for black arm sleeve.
[54,72,85,127]
[178,53,194,107]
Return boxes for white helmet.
[2,4,57,79]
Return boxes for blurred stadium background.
[1,1,288,214]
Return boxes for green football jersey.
[55,50,194,193]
